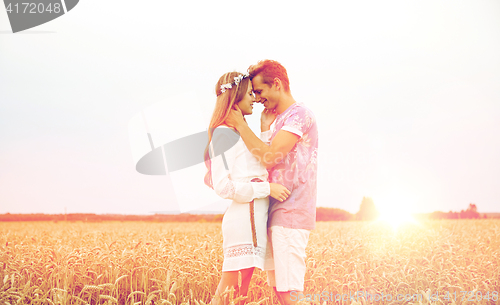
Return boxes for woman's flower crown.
[219,72,249,94]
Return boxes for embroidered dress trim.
[220,181,236,198]
[224,244,266,259]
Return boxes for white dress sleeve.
[210,130,270,202]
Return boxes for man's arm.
[226,107,300,169]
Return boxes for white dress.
[210,127,272,271]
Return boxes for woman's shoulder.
[210,126,241,154]
[216,124,237,131]
[212,125,239,139]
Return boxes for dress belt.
[249,178,264,248]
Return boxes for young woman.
[204,72,290,304]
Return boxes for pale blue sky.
[1,0,499,215]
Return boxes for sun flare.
[377,209,418,230]
[373,185,419,230]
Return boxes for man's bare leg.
[273,287,301,305]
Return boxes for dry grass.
[0,220,499,304]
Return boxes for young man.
[225,60,318,305]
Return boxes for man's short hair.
[248,60,290,92]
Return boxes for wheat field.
[0,220,499,305]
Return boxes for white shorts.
[266,226,310,292]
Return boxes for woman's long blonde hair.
[204,72,250,189]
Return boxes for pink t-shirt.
[264,102,318,230]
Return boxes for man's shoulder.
[290,103,318,131]
[274,103,317,138]
[289,103,316,120]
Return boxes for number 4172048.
[5,2,62,14]
[442,291,498,302]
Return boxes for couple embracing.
[204,60,318,305]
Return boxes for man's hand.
[261,108,277,132]
[225,104,246,130]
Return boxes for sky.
[1,0,499,215]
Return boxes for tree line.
[0,201,490,222]
[316,199,487,221]
[0,213,223,222]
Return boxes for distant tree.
[356,197,379,221]
[468,203,477,212]
[426,203,481,220]
[460,203,480,219]
[316,207,354,221]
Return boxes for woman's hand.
[261,108,277,132]
[269,183,291,202]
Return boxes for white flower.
[234,75,244,86]
[220,73,248,94]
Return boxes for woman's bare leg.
[238,267,255,304]
[211,268,255,305]
[210,271,239,305]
